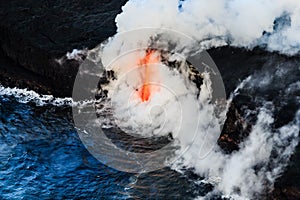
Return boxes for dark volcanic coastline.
[0,1,299,199]
[0,0,127,96]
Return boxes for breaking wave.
[0,85,73,106]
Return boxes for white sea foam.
[0,85,73,106]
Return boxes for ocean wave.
[0,85,74,106]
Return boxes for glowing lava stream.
[138,50,160,102]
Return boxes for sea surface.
[0,94,214,199]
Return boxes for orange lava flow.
[138,49,160,102]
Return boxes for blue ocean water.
[0,95,209,199]
[0,96,133,199]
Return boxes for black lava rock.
[0,0,127,96]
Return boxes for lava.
[137,49,160,102]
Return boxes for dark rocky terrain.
[0,0,299,199]
[0,0,127,96]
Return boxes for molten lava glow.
[138,49,160,102]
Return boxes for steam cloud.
[96,0,300,199]
[116,0,300,56]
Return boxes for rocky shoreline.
[0,0,299,199]
[0,0,127,96]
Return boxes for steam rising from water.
[102,0,300,199]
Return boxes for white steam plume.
[95,0,300,199]
[174,77,300,199]
[115,0,300,56]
